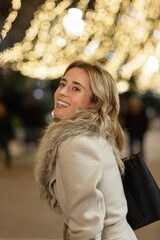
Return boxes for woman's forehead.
[63,67,90,86]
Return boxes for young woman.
[35,61,137,240]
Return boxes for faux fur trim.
[34,115,101,211]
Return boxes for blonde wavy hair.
[61,60,125,174]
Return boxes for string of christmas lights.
[0,0,160,93]
[0,0,22,43]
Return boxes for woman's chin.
[54,109,69,118]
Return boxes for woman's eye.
[73,87,80,91]
[59,82,65,87]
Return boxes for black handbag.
[122,152,160,230]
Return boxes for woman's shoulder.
[60,134,105,147]
[58,134,113,158]
[57,134,117,174]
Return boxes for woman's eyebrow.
[72,81,85,89]
[61,78,67,82]
[61,78,85,89]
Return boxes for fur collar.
[34,112,102,211]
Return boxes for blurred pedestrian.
[124,95,148,157]
[23,98,40,142]
[0,102,13,167]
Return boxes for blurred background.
[0,0,160,239]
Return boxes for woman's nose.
[59,86,68,96]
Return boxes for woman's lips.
[56,100,70,108]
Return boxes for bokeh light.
[0,0,160,93]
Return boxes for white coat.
[35,116,138,240]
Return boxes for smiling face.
[54,67,94,118]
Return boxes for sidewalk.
[0,129,160,240]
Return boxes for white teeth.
[57,100,70,107]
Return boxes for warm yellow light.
[8,11,18,22]
[12,0,21,10]
[0,0,160,92]
[63,8,85,36]
[0,1,22,43]
[117,81,130,94]
[23,42,33,51]
[45,1,56,10]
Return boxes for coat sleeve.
[55,135,106,240]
